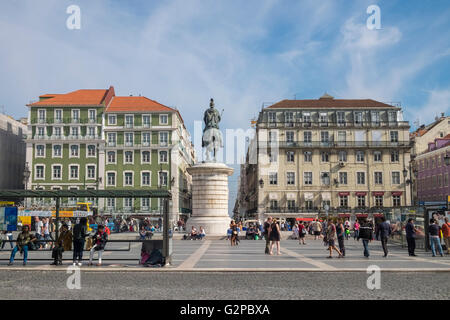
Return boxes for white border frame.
[140,170,151,187]
[123,170,134,187]
[69,144,80,158]
[34,164,45,180]
[86,164,97,180]
[69,164,80,180]
[51,164,63,181]
[106,170,117,187]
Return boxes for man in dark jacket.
[72,217,88,266]
[263,217,272,254]
[357,219,373,258]
[376,216,391,257]
[405,218,417,256]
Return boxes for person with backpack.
[358,219,373,258]
[72,217,88,266]
[376,216,391,257]
[88,224,108,266]
[8,225,37,266]
[298,222,307,245]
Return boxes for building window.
[354,112,363,125]
[287,172,295,185]
[374,172,383,184]
[124,198,133,208]
[53,127,61,138]
[319,112,328,126]
[304,151,312,162]
[37,127,45,137]
[88,127,96,137]
[357,196,366,207]
[159,172,168,186]
[356,151,365,162]
[339,172,348,185]
[71,127,79,137]
[338,151,347,162]
[159,114,168,125]
[286,151,295,162]
[125,133,134,146]
[108,115,116,125]
[268,131,278,143]
[305,200,313,210]
[321,172,330,185]
[107,198,116,208]
[70,145,79,157]
[375,196,383,207]
[87,145,96,157]
[53,145,62,157]
[87,166,95,179]
[339,196,348,207]
[268,112,276,123]
[72,110,79,122]
[125,115,134,128]
[285,112,294,125]
[287,200,296,210]
[269,200,278,210]
[107,151,116,164]
[124,172,133,186]
[142,132,151,145]
[124,151,133,164]
[141,198,150,208]
[391,150,399,162]
[107,133,116,146]
[374,151,382,162]
[269,151,278,163]
[337,112,345,125]
[88,110,96,122]
[286,131,295,143]
[159,151,168,163]
[36,145,45,157]
[142,115,151,127]
[357,172,365,185]
[320,131,329,145]
[321,152,329,162]
[392,172,400,185]
[159,132,168,145]
[142,151,151,163]
[303,131,312,144]
[70,166,79,179]
[107,172,116,186]
[390,131,399,143]
[38,109,46,122]
[392,196,401,207]
[52,166,61,180]
[142,172,151,186]
[302,112,311,125]
[304,172,312,185]
[55,109,62,122]
[269,172,278,185]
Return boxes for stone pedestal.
[186,162,234,235]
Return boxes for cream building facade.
[241,95,413,222]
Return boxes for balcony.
[142,142,151,147]
[125,123,133,129]
[270,141,413,149]
[142,123,151,128]
[108,142,116,147]
[259,120,409,129]
[88,118,96,124]
[71,118,80,124]
[38,119,46,124]
[125,141,134,147]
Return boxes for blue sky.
[1,0,449,212]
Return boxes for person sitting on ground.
[8,225,37,266]
[198,226,206,240]
[190,226,198,240]
[51,223,72,265]
[88,225,108,266]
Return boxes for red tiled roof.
[267,99,398,109]
[106,96,175,113]
[29,89,110,106]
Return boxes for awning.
[321,192,331,201]
[269,193,278,200]
[372,191,385,196]
[356,214,368,218]
[338,214,351,218]
[391,191,403,196]
[338,192,350,196]
[373,213,384,217]
[296,217,315,221]
[304,193,314,200]
[355,192,367,196]
[286,193,296,200]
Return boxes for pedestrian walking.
[358,219,373,258]
[8,225,37,266]
[263,217,273,254]
[298,222,307,245]
[88,225,108,266]
[230,220,239,246]
[405,218,418,256]
[313,219,322,240]
[336,218,345,257]
[326,219,343,258]
[353,221,360,240]
[72,217,88,266]
[269,218,281,255]
[376,216,391,257]
[51,223,72,265]
[442,217,450,255]
[429,219,444,257]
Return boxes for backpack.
[145,249,164,266]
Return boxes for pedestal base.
[186,162,234,236]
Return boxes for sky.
[1,0,449,214]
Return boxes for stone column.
[186,162,234,235]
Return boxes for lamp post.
[403,168,409,206]
[23,162,31,208]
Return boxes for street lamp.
[23,162,31,207]
[402,168,408,178]
[259,178,264,188]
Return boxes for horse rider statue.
[202,98,223,162]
